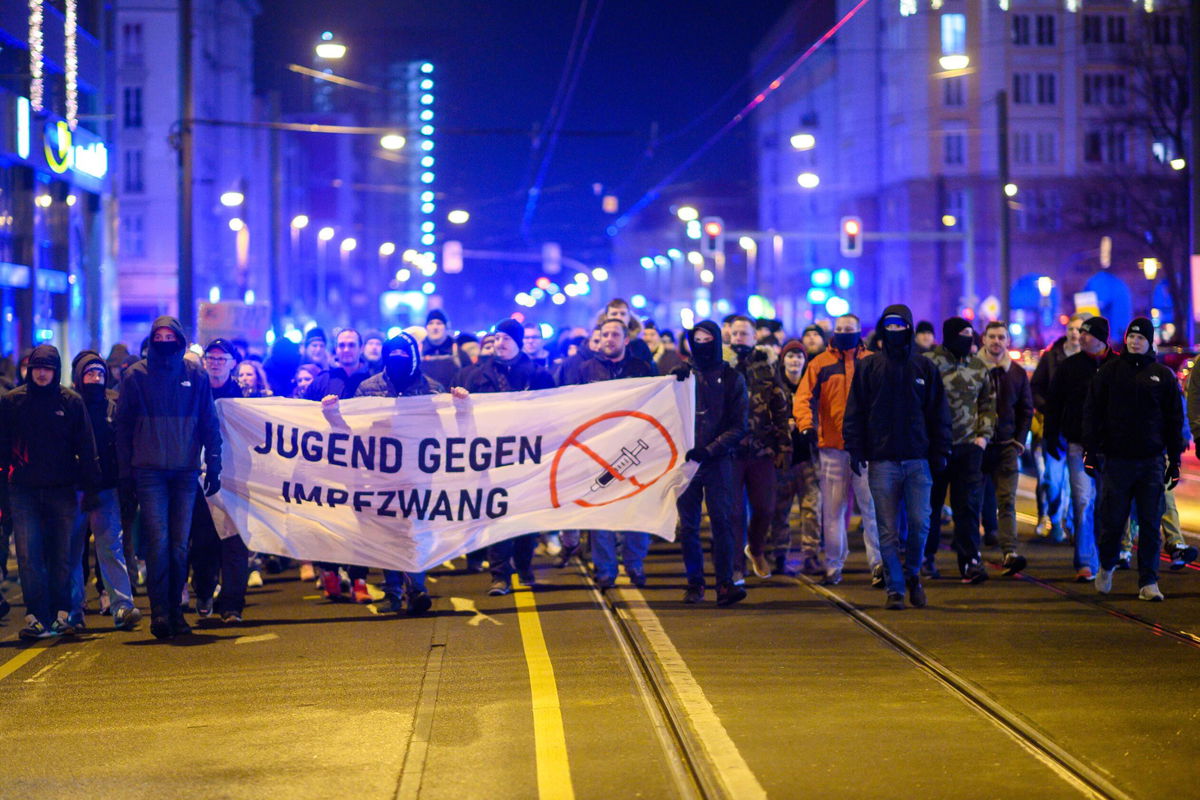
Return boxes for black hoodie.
[72,350,120,488]
[686,321,749,459]
[1083,341,1184,461]
[843,304,951,463]
[114,315,221,478]
[0,344,100,489]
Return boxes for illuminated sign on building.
[16,97,30,159]
[34,115,109,181]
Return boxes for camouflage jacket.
[735,349,792,460]
[923,346,996,445]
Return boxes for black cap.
[204,338,239,359]
[426,309,448,326]
[1125,317,1154,346]
[304,327,327,345]
[1080,316,1109,343]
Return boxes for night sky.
[255,0,795,264]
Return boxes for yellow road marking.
[0,638,57,682]
[512,579,574,800]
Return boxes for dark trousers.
[925,443,984,573]
[189,487,250,614]
[10,485,78,626]
[732,456,777,562]
[678,457,736,587]
[489,533,538,581]
[1098,456,1164,588]
[135,469,198,621]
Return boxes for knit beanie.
[1080,316,1109,343]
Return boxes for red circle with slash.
[549,411,679,509]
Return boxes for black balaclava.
[831,330,860,352]
[26,344,61,396]
[383,332,421,389]
[688,320,723,370]
[147,315,187,369]
[878,304,914,360]
[942,317,974,360]
[72,350,108,406]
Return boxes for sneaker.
[517,570,537,588]
[406,591,433,616]
[822,569,843,586]
[488,579,511,596]
[799,555,825,576]
[906,576,926,608]
[114,606,142,630]
[1116,551,1132,571]
[983,531,999,547]
[683,584,705,604]
[554,543,581,568]
[99,590,112,616]
[543,534,563,557]
[351,579,371,604]
[744,545,773,579]
[385,593,405,613]
[1074,567,1094,582]
[149,617,173,639]
[1049,525,1067,544]
[1137,583,1164,602]
[885,592,906,610]
[51,612,76,637]
[322,570,343,600]
[220,611,242,624]
[196,597,214,619]
[247,570,264,588]
[19,615,52,640]
[1001,553,1027,577]
[170,615,192,636]
[1036,515,1050,538]
[920,557,941,580]
[627,568,647,588]
[299,562,316,582]
[870,564,885,588]
[1169,545,1198,571]
[595,574,617,591]
[715,582,747,607]
[962,560,988,585]
[732,570,746,587]
[1094,567,1114,594]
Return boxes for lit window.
[941,14,966,56]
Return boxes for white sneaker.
[1137,583,1164,602]
[99,590,112,615]
[544,534,563,557]
[1036,516,1050,538]
[247,570,264,588]
[1094,567,1114,594]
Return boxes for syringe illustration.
[589,439,650,493]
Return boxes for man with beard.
[306,328,370,400]
[422,309,459,388]
[362,330,385,375]
[0,345,100,637]
[115,317,221,639]
[456,319,555,595]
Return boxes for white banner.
[208,376,696,573]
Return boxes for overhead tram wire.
[611,0,874,234]
[520,0,606,240]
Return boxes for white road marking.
[233,633,279,645]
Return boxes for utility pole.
[177,0,194,334]
[268,91,283,337]
[1188,0,1199,345]
[997,89,1011,322]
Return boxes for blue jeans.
[591,531,649,581]
[382,570,427,595]
[72,488,134,624]
[1036,443,1068,533]
[1066,444,1100,573]
[135,469,199,620]
[678,457,737,586]
[11,485,79,626]
[868,460,933,595]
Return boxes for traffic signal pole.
[997,89,1012,322]
[177,0,194,334]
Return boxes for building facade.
[0,0,115,359]
[755,0,1191,343]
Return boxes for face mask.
[882,329,911,358]
[79,383,107,403]
[831,332,860,351]
[945,335,973,360]
[385,352,416,387]
[691,338,721,370]
[731,344,754,360]
[149,339,183,359]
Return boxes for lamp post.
[317,226,334,315]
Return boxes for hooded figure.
[356,332,442,397]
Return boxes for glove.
[929,453,948,475]
[1042,436,1061,461]
[80,491,101,512]
[1165,460,1181,491]
[203,472,221,497]
[849,452,866,477]
[685,447,708,464]
[800,428,818,450]
[671,364,691,382]
[1083,452,1102,481]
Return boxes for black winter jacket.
[984,355,1034,446]
[0,344,100,489]
[1029,336,1070,412]
[575,351,657,384]
[114,315,221,478]
[421,337,460,390]
[354,372,441,398]
[1083,350,1184,461]
[304,363,370,400]
[211,376,243,400]
[456,353,555,393]
[843,304,951,463]
[691,362,748,460]
[72,350,120,488]
[1044,348,1117,447]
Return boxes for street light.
[797,172,820,189]
[228,218,244,232]
[379,241,396,257]
[340,237,357,252]
[220,190,244,207]
[591,267,609,281]
[1036,276,1054,297]
[380,133,406,151]
[1170,158,1186,171]
[291,214,309,229]
[1004,183,1019,197]
[315,32,346,60]
[318,226,335,242]
[1142,258,1160,280]
[939,54,970,71]
[447,209,470,224]
[676,206,699,222]
[790,133,815,151]
[942,214,957,227]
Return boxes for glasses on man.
[204,355,234,364]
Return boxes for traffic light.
[700,216,724,257]
[839,216,863,258]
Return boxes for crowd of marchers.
[0,297,1196,642]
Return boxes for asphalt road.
[1,478,1197,799]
